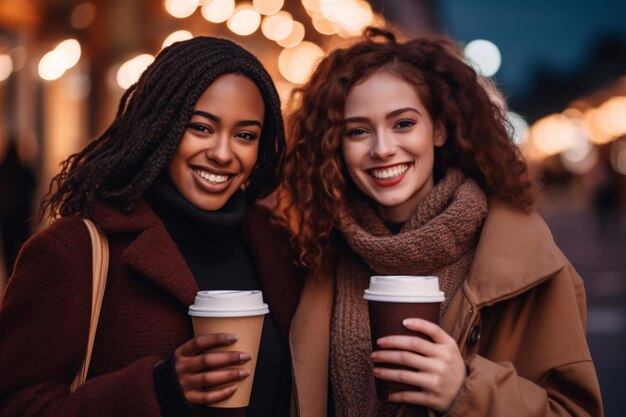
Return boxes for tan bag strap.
[70,218,109,393]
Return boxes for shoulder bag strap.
[70,218,109,393]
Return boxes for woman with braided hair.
[0,37,302,417]
[279,28,603,417]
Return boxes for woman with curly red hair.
[280,28,602,417]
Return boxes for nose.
[369,131,397,159]
[206,134,233,165]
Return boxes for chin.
[191,198,229,212]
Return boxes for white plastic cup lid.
[188,290,269,317]
[363,275,445,303]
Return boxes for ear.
[434,121,447,147]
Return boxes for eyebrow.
[192,110,263,128]
[343,107,422,124]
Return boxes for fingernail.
[228,384,238,392]
[377,337,387,345]
[370,352,379,360]
[224,334,238,343]
[403,319,415,327]
[372,368,380,376]
[238,370,250,378]
[239,353,252,362]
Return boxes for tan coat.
[289,201,603,417]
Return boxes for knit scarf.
[330,169,488,417]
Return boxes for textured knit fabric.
[146,175,288,417]
[0,198,302,417]
[330,169,488,417]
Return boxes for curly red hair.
[279,27,535,273]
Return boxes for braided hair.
[41,36,285,221]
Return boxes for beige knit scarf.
[330,169,488,417]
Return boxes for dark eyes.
[345,119,416,137]
[394,119,416,129]
[236,132,258,141]
[189,123,213,134]
[188,124,258,141]
[346,127,368,137]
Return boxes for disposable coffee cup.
[188,290,269,408]
[363,276,445,401]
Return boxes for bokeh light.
[253,0,284,16]
[583,97,626,145]
[277,21,305,48]
[0,54,13,82]
[278,41,324,84]
[37,39,82,81]
[464,39,502,77]
[227,3,261,36]
[261,11,294,41]
[116,54,155,89]
[55,39,82,69]
[201,0,235,23]
[506,111,529,145]
[162,30,194,49]
[561,145,598,175]
[528,113,591,158]
[38,50,67,81]
[312,15,336,35]
[164,0,198,19]
[301,0,321,14]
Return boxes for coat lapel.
[94,198,198,307]
[123,224,198,307]
[465,199,566,306]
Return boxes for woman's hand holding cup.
[186,290,269,409]
[370,318,466,413]
[174,333,251,405]
[364,275,465,413]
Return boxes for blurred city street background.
[1,0,625,415]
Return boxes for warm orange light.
[278,42,325,84]
[277,21,305,48]
[253,0,284,15]
[162,30,194,49]
[227,3,261,36]
[164,0,198,18]
[261,11,294,41]
[201,0,235,23]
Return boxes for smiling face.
[168,73,264,211]
[341,72,446,222]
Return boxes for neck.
[145,173,246,247]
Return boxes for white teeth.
[193,168,230,184]
[370,164,409,179]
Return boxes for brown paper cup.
[363,276,445,402]
[368,300,441,399]
[191,315,265,408]
[188,290,269,409]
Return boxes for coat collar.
[464,199,566,306]
[93,199,198,307]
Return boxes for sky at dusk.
[436,0,626,98]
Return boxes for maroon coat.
[0,198,303,417]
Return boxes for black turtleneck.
[147,175,287,417]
